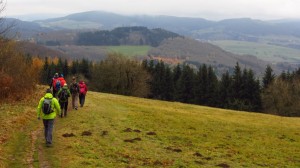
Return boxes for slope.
[0,89,299,167]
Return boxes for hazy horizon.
[3,0,300,21]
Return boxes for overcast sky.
[3,0,300,21]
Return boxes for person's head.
[46,88,52,94]
[64,83,68,87]
[72,76,76,82]
[54,73,59,78]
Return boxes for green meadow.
[212,40,300,63]
[0,89,299,167]
[107,45,151,57]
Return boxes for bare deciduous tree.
[0,0,14,37]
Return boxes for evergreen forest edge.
[40,53,300,117]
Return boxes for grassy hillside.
[48,45,151,60]
[212,40,300,63]
[107,45,151,57]
[0,89,299,167]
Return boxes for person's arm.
[37,98,44,119]
[67,89,71,97]
[49,78,53,89]
[53,98,61,116]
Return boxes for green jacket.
[37,93,61,119]
[57,86,71,102]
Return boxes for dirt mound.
[81,131,92,136]
[62,133,75,137]
[146,131,156,135]
[124,137,142,143]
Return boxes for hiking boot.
[46,142,52,147]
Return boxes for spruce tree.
[262,65,275,89]
[176,64,195,103]
[219,71,232,108]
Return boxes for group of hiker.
[37,73,88,147]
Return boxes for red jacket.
[79,81,88,95]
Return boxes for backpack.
[72,83,79,93]
[42,98,53,114]
[55,80,61,91]
[59,89,68,101]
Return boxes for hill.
[149,37,274,75]
[1,88,299,167]
[15,41,68,58]
[4,11,300,72]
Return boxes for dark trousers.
[79,93,86,107]
[43,119,54,144]
[59,101,68,117]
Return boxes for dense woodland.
[77,26,181,47]
[1,36,300,117]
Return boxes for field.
[49,45,151,60]
[212,40,300,63]
[107,45,151,57]
[0,88,299,167]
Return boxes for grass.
[48,92,299,167]
[0,86,45,167]
[212,40,300,63]
[1,88,300,167]
[107,45,151,57]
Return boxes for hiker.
[37,88,61,147]
[57,74,66,88]
[57,83,71,117]
[70,76,79,110]
[79,80,88,107]
[49,73,59,97]
[54,74,66,97]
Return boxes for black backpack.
[42,98,53,114]
[59,89,68,101]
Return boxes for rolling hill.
[4,11,300,74]
[0,87,299,167]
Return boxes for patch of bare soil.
[124,137,142,143]
[27,126,51,168]
[146,132,156,135]
[101,130,108,136]
[81,131,92,136]
[165,146,182,153]
[217,163,230,168]
[62,133,75,137]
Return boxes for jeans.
[79,93,86,107]
[43,119,54,144]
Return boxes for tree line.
[39,53,300,117]
[2,44,299,117]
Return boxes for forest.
[76,26,181,47]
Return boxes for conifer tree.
[219,71,232,108]
[62,59,69,78]
[41,57,51,84]
[162,66,174,100]
[262,65,275,89]
[206,65,219,106]
[172,64,182,101]
[176,64,195,103]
